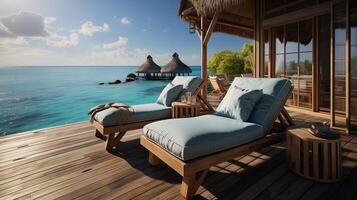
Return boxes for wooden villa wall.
[254,0,356,134]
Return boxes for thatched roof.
[178,0,254,38]
[136,55,161,73]
[161,53,192,73]
[189,0,247,16]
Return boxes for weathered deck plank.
[0,103,356,200]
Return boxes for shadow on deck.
[0,95,356,200]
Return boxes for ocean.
[0,66,201,135]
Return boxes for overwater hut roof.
[136,55,161,73]
[161,53,192,73]
[178,0,253,38]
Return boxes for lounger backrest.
[171,76,202,94]
[209,77,226,93]
[229,78,292,133]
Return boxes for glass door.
[332,2,347,129]
[271,20,313,109]
[318,14,331,112]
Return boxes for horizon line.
[0,65,202,68]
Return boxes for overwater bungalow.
[136,55,161,79]
[161,52,192,78]
[2,0,357,200]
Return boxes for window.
[273,20,313,109]
[333,2,346,129]
[264,30,270,77]
[318,14,331,112]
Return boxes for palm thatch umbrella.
[161,53,192,77]
[136,55,161,78]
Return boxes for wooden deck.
[0,98,357,199]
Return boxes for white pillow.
[156,83,183,106]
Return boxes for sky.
[0,0,251,66]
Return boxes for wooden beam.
[201,16,208,99]
[262,1,330,28]
[203,12,219,46]
[196,29,202,40]
[217,21,253,31]
[183,15,254,31]
[254,0,264,77]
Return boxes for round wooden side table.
[287,128,341,183]
[172,102,200,118]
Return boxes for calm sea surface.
[0,66,201,135]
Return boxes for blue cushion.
[143,115,265,161]
[156,83,183,106]
[216,86,263,121]
[229,78,292,133]
[94,103,171,127]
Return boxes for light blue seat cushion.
[229,78,292,133]
[143,115,264,161]
[94,103,171,127]
[216,86,263,121]
[156,83,183,106]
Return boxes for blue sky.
[0,0,251,66]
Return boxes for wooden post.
[200,13,219,100]
[201,16,208,99]
[203,12,219,46]
[345,0,350,133]
[330,3,335,128]
[254,0,264,78]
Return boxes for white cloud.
[0,11,49,38]
[141,28,148,32]
[79,21,110,37]
[46,32,79,48]
[119,17,131,25]
[0,11,80,50]
[44,17,56,25]
[102,36,128,49]
[0,46,55,66]
[134,48,150,55]
[0,37,28,46]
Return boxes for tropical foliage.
[208,42,253,75]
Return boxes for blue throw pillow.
[216,86,263,121]
[156,83,183,106]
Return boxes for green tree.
[240,43,253,73]
[208,42,253,75]
[208,50,233,74]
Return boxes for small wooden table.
[172,102,200,118]
[287,128,341,183]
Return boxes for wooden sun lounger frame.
[209,77,228,100]
[140,88,294,199]
[91,80,214,151]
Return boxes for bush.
[208,42,253,75]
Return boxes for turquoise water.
[0,66,201,135]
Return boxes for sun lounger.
[209,76,228,99]
[90,76,213,151]
[140,77,294,199]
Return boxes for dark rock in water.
[99,82,104,85]
[108,80,122,84]
[127,73,137,79]
[125,78,135,82]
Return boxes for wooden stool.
[287,128,341,183]
[172,102,200,118]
